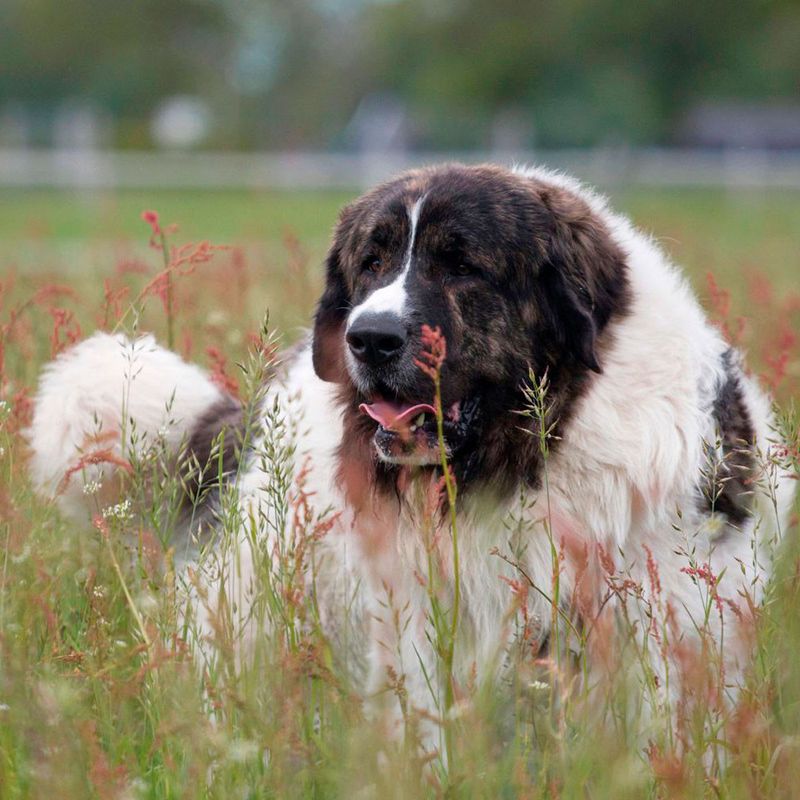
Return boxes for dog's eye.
[362,257,382,274]
[450,262,478,279]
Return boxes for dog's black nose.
[346,314,407,366]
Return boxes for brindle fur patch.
[183,394,244,506]
[701,349,757,526]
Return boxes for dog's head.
[312,164,629,492]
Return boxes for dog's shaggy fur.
[29,164,794,743]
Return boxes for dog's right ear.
[312,210,356,383]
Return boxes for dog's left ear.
[539,259,603,373]
[537,187,628,374]
[312,208,357,382]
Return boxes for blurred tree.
[355,0,799,147]
[0,0,797,149]
[0,0,231,146]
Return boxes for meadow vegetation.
[0,187,798,798]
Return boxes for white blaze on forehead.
[346,195,425,330]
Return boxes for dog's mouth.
[359,394,481,465]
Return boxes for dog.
[28,163,794,749]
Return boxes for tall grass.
[0,207,798,798]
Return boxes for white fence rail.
[2,148,800,190]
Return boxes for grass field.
[2,187,799,290]
[0,185,799,798]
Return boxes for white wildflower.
[102,498,132,522]
[82,479,103,496]
[529,680,550,692]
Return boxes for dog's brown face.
[312,164,630,494]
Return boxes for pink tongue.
[359,399,436,430]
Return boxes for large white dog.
[29,164,794,747]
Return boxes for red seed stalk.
[414,324,460,767]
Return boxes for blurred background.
[2,0,800,184]
[0,0,798,384]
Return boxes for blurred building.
[681,103,800,150]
